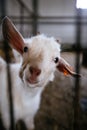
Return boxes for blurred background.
[0,0,87,130]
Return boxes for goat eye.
[54,57,59,63]
[24,46,28,52]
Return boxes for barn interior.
[0,0,87,130]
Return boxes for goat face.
[2,17,80,88]
[20,35,61,87]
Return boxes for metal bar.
[1,16,87,25]
[17,0,34,16]
[20,3,24,35]
[32,0,38,35]
[0,0,6,19]
[73,8,82,130]
[0,15,87,19]
[3,41,15,130]
[1,0,15,129]
[3,21,87,25]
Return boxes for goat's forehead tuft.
[24,34,60,52]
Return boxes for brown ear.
[57,58,81,77]
[2,16,25,54]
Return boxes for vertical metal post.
[20,3,24,36]
[1,0,15,129]
[3,41,15,130]
[0,0,6,19]
[32,0,38,35]
[73,8,82,130]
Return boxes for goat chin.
[0,57,48,130]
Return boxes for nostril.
[36,69,41,76]
[29,66,41,76]
[29,66,34,74]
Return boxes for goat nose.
[29,66,41,76]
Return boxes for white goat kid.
[0,17,79,130]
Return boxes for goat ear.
[2,16,25,54]
[57,58,81,77]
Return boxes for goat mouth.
[26,78,39,84]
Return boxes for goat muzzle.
[26,66,41,84]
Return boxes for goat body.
[0,17,79,130]
[0,59,43,129]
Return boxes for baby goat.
[0,17,79,130]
